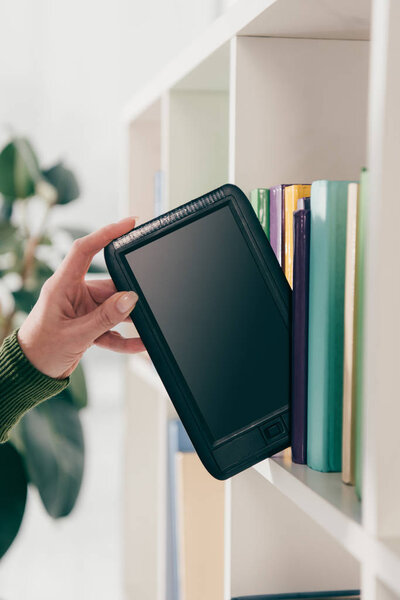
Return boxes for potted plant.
[0,136,98,558]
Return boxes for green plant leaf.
[0,138,40,198]
[42,162,80,205]
[0,443,28,558]
[67,363,88,410]
[0,222,18,253]
[12,260,54,313]
[19,395,84,518]
[12,288,38,313]
[0,196,14,222]
[38,235,52,246]
[34,260,54,287]
[88,261,107,274]
[61,226,90,239]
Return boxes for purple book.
[269,184,288,268]
[291,205,311,464]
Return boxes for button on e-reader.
[263,419,284,442]
[281,411,289,430]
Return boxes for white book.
[176,452,225,600]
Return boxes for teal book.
[354,169,368,499]
[307,180,352,472]
[250,188,270,239]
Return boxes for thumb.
[76,291,138,344]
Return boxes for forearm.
[0,330,69,442]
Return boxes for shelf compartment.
[254,457,362,531]
[231,36,369,193]
[123,0,371,124]
[239,0,370,40]
[253,458,400,596]
[127,360,400,596]
[166,87,229,209]
[128,99,162,224]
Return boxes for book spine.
[261,188,270,239]
[284,185,311,288]
[250,189,270,238]
[176,453,225,600]
[281,187,286,270]
[270,186,283,264]
[154,170,166,217]
[231,592,360,600]
[342,183,359,485]
[284,185,296,286]
[354,170,369,499]
[307,181,349,472]
[250,189,259,218]
[291,208,311,464]
[297,196,311,211]
[167,420,180,600]
[166,420,195,600]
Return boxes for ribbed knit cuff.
[0,330,69,442]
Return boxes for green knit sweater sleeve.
[0,330,69,442]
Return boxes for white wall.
[0,0,221,229]
[0,1,221,598]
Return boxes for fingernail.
[116,292,138,314]
[118,217,133,224]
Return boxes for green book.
[307,180,352,472]
[354,169,368,499]
[250,188,270,239]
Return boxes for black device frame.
[104,184,291,479]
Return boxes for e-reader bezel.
[104,184,291,479]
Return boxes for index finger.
[57,217,136,281]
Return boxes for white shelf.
[253,459,400,595]
[122,0,400,598]
[126,360,400,594]
[373,539,400,597]
[128,354,165,395]
[123,0,371,123]
[238,0,370,39]
[253,458,364,559]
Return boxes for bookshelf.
[121,1,400,599]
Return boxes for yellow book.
[284,184,311,287]
[342,182,359,485]
[176,452,225,600]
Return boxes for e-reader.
[105,184,291,479]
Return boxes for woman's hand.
[18,218,145,380]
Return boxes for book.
[269,184,288,266]
[354,169,369,499]
[154,170,166,217]
[307,181,352,472]
[250,188,270,238]
[232,591,360,600]
[284,184,311,287]
[291,205,311,464]
[167,420,194,600]
[342,183,359,485]
[297,196,311,211]
[176,452,225,600]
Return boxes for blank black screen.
[125,205,289,442]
